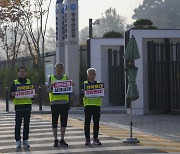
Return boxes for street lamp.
[89,19,100,38]
[87,19,100,68]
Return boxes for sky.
[48,0,144,31]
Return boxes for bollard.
[5,87,9,112]
[39,86,42,111]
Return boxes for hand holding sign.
[11,92,16,97]
[33,94,37,98]
[50,83,54,89]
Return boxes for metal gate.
[108,47,125,105]
[147,40,180,110]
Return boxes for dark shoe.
[93,139,102,145]
[54,139,59,147]
[16,140,21,148]
[23,140,30,148]
[85,139,91,146]
[59,139,68,147]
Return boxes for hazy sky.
[48,0,144,30]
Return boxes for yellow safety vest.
[83,81,102,106]
[13,79,32,105]
[49,74,69,103]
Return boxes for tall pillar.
[56,1,65,64]
[64,0,80,105]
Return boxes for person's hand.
[50,83,54,89]
[11,92,16,97]
[33,94,37,98]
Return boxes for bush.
[0,69,17,98]
[103,31,123,38]
[133,19,157,29]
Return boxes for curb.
[100,121,180,143]
[70,115,180,143]
[31,109,126,114]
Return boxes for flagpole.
[130,99,132,138]
[123,99,140,143]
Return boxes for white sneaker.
[23,140,30,148]
[16,140,21,148]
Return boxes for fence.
[148,41,180,110]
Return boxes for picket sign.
[84,83,104,98]
[53,80,73,94]
[15,89,35,98]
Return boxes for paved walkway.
[0,99,180,142]
[0,112,180,153]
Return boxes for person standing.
[10,66,36,148]
[82,68,103,146]
[47,63,70,147]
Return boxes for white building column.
[64,0,80,105]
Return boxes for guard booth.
[90,38,125,106]
[125,29,180,115]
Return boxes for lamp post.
[89,19,100,39]
[89,19,93,38]
[87,19,100,68]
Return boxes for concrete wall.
[90,38,124,106]
[0,52,56,72]
[129,29,180,115]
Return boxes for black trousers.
[15,110,31,141]
[84,106,100,140]
[51,104,69,128]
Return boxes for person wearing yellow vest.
[47,62,71,147]
[10,66,36,148]
[82,68,102,146]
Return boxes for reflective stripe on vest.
[83,81,102,106]
[13,79,32,105]
[49,74,69,102]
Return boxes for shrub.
[103,31,123,38]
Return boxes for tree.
[79,27,89,44]
[103,31,123,38]
[79,7,126,43]
[94,8,126,37]
[133,0,180,29]
[18,0,52,84]
[133,19,157,29]
[44,27,56,52]
[0,0,25,70]
[0,0,52,84]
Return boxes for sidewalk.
[0,99,180,143]
[0,99,126,114]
